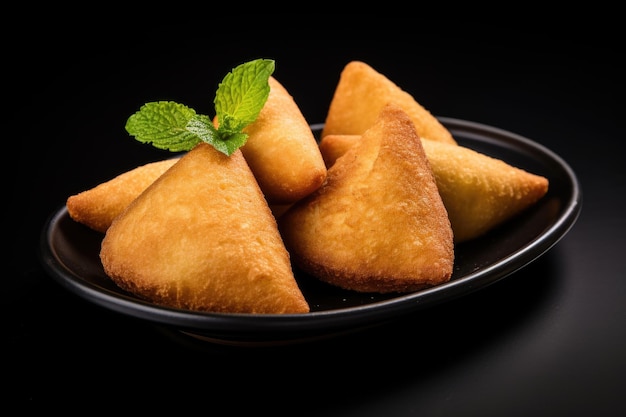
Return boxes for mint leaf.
[215,58,275,133]
[125,59,275,156]
[209,131,249,156]
[186,114,241,155]
[125,101,203,152]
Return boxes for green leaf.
[210,131,249,156]
[125,101,202,152]
[186,114,243,156]
[214,59,275,133]
[126,58,275,156]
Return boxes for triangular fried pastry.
[238,76,327,205]
[420,139,549,243]
[100,143,310,314]
[67,158,179,233]
[318,133,550,243]
[279,103,454,293]
[321,61,457,145]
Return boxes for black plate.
[39,118,581,346]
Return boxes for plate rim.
[38,117,582,340]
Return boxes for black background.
[8,21,625,415]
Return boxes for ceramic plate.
[39,118,581,346]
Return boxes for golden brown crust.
[280,103,454,293]
[240,76,327,204]
[318,134,550,243]
[321,61,457,145]
[66,158,179,233]
[100,143,309,314]
[318,134,360,168]
[421,139,549,243]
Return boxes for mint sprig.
[125,58,275,156]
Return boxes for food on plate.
[279,103,454,293]
[218,76,327,205]
[318,133,550,243]
[63,57,554,315]
[66,158,179,233]
[321,61,457,145]
[100,143,310,314]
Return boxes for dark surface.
[9,24,625,415]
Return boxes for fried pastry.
[279,103,454,293]
[318,133,550,243]
[66,158,179,233]
[321,61,457,145]
[238,76,327,204]
[421,139,549,243]
[100,143,310,314]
